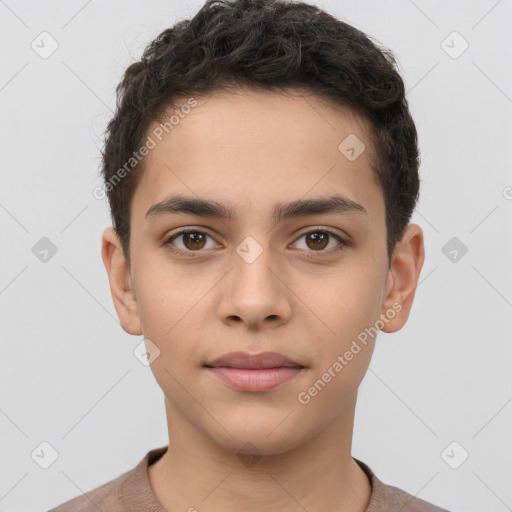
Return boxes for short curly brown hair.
[100,0,420,266]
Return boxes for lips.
[204,351,306,392]
[204,351,305,369]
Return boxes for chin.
[207,421,306,457]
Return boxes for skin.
[102,87,425,512]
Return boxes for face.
[102,87,424,456]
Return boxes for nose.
[217,243,293,331]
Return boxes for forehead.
[131,88,384,230]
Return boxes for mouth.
[204,351,306,392]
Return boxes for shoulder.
[47,469,129,512]
[47,448,157,512]
[354,458,451,512]
[378,481,451,512]
[47,446,168,512]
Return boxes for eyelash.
[163,228,349,258]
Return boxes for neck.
[148,393,371,512]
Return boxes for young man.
[50,0,450,510]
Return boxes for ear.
[380,223,425,333]
[101,227,143,335]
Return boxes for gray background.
[1,1,511,511]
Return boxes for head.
[101,0,424,457]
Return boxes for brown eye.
[305,232,329,250]
[293,229,348,254]
[181,232,207,250]
[165,230,216,255]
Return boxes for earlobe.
[101,227,143,335]
[380,223,425,333]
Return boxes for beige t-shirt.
[48,445,450,511]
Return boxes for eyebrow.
[145,194,368,223]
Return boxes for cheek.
[315,264,384,342]
[299,288,378,417]
[134,261,196,336]
[301,262,383,399]
[295,348,372,430]
[134,268,212,369]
